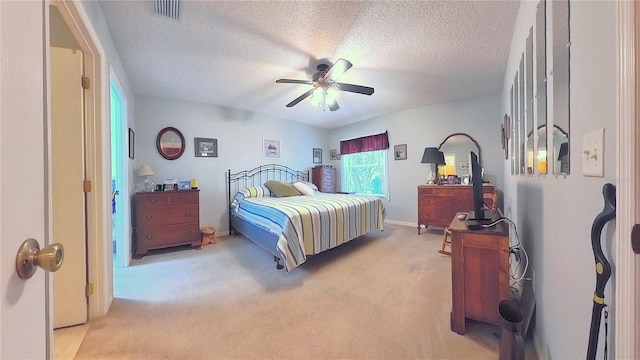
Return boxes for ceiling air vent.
[154,0,180,20]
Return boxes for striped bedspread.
[232,189,385,271]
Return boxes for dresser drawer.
[135,204,199,227]
[135,223,201,250]
[169,191,198,205]
[136,193,169,208]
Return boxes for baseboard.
[383,219,419,228]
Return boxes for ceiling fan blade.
[328,99,339,112]
[276,79,314,85]
[286,89,315,107]
[335,82,374,95]
[325,58,353,80]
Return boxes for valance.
[340,131,389,155]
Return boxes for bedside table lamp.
[421,147,445,184]
[138,164,154,192]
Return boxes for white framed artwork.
[263,138,280,159]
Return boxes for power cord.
[480,209,530,287]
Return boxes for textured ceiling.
[99,1,519,129]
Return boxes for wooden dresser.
[133,190,200,258]
[417,184,496,234]
[312,165,336,193]
[448,212,510,335]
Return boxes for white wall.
[134,95,328,233]
[502,1,617,359]
[328,94,504,225]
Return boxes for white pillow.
[292,181,316,195]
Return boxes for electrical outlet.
[582,128,605,177]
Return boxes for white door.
[51,46,87,328]
[0,1,50,359]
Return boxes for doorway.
[110,76,129,269]
[50,5,88,330]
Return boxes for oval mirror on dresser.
[438,133,481,178]
[156,127,185,160]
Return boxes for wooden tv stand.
[448,212,510,335]
[417,184,496,234]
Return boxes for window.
[341,149,388,197]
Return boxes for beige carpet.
[73,224,535,359]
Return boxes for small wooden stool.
[201,226,216,246]
[439,227,452,255]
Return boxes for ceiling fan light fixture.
[276,58,372,111]
[311,87,325,107]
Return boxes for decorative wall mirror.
[552,0,570,175]
[156,127,185,160]
[438,133,481,178]
[510,0,554,177]
[525,28,534,175]
[535,0,548,174]
[512,73,519,174]
[518,54,525,175]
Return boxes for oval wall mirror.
[438,133,481,177]
[156,127,185,160]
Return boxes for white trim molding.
[615,1,638,359]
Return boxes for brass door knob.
[15,238,64,280]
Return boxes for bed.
[227,164,386,271]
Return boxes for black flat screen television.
[466,151,493,230]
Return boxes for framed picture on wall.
[394,144,407,160]
[263,138,280,159]
[194,137,218,157]
[128,128,134,159]
[313,148,322,163]
[330,149,338,160]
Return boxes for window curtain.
[340,131,389,155]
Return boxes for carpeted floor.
[72,224,536,359]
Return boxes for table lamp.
[138,164,154,192]
[421,147,446,184]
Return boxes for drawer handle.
[184,212,192,217]
[149,199,157,203]
[180,197,187,201]
[145,235,154,240]
[185,230,192,235]
[145,215,153,220]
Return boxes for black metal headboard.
[226,164,310,233]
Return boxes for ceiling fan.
[276,59,374,111]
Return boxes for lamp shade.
[421,147,445,165]
[138,164,154,177]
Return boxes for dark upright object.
[586,183,616,360]
[466,151,492,229]
[498,299,525,360]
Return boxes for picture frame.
[263,138,280,159]
[163,183,175,191]
[194,137,218,157]
[179,181,191,190]
[503,114,511,160]
[330,149,338,160]
[128,128,135,159]
[313,148,322,164]
[394,144,407,160]
[459,161,469,171]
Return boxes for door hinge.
[85,283,94,297]
[83,180,92,192]
[81,76,90,90]
[632,224,640,254]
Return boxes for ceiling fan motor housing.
[312,64,331,82]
